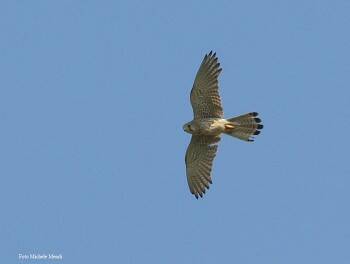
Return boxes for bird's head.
[183,122,195,134]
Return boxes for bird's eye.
[188,125,193,131]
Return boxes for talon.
[225,124,235,130]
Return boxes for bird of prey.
[183,51,263,199]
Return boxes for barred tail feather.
[224,112,263,142]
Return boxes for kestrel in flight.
[183,51,263,199]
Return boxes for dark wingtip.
[257,124,264,129]
[254,130,261,135]
[250,112,259,117]
[248,139,254,142]
[254,117,261,123]
[208,51,213,56]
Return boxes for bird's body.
[183,51,263,199]
[183,118,229,136]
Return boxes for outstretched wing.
[185,135,220,199]
[190,51,223,119]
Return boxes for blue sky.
[1,0,350,263]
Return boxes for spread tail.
[224,112,263,142]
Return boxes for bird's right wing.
[185,135,220,199]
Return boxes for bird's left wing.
[185,135,220,199]
[190,51,223,119]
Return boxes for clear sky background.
[1,1,350,263]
